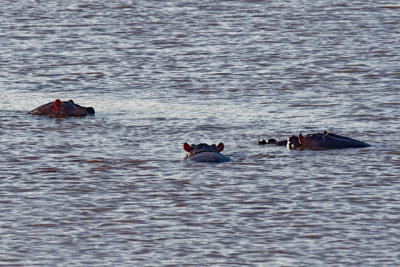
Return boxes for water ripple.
[1,0,399,265]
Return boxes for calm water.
[1,0,400,265]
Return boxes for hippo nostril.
[86,107,95,115]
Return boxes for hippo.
[183,143,230,163]
[258,138,287,146]
[28,99,95,118]
[259,131,370,150]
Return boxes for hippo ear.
[298,133,305,144]
[68,100,75,104]
[183,143,192,152]
[54,99,62,110]
[216,143,224,152]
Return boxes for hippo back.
[320,133,370,149]
[299,132,370,150]
[28,102,55,116]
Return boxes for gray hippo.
[259,131,370,150]
[183,143,230,162]
[28,99,95,118]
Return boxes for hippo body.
[28,99,95,118]
[292,132,370,150]
[183,143,230,163]
[260,131,370,150]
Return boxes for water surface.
[1,0,400,265]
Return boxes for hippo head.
[183,143,224,157]
[298,133,326,149]
[183,142,230,162]
[29,99,95,117]
[51,99,95,117]
[287,133,326,150]
[287,135,301,149]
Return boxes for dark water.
[1,0,400,265]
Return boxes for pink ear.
[216,143,224,152]
[298,133,304,144]
[54,99,62,110]
[183,143,192,152]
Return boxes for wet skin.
[183,143,230,163]
[28,99,95,118]
[258,138,287,146]
[260,131,370,150]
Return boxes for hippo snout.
[86,107,95,115]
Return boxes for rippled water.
[1,0,400,265]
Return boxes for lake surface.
[1,0,400,265]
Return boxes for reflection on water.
[1,0,400,265]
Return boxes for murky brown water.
[1,0,400,265]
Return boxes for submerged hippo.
[258,138,288,146]
[28,99,95,118]
[183,143,230,163]
[259,131,370,150]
